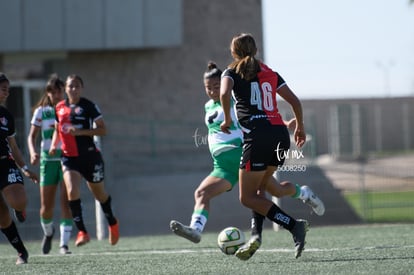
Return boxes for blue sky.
[262,0,414,99]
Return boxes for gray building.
[0,0,266,238]
[1,0,263,163]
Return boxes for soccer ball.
[217,226,246,255]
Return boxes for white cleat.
[170,220,201,243]
[301,186,325,216]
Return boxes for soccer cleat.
[301,186,325,216]
[291,219,309,259]
[169,220,201,243]
[14,209,26,223]
[59,245,72,255]
[75,231,90,247]
[235,235,261,261]
[16,251,28,265]
[42,228,55,254]
[109,219,119,245]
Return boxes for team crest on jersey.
[44,109,52,117]
[74,106,83,115]
[59,108,65,115]
[0,116,7,126]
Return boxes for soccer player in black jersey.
[220,33,309,260]
[170,62,324,250]
[49,74,119,247]
[0,73,39,264]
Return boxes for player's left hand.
[220,120,231,134]
[294,128,306,148]
[23,169,39,184]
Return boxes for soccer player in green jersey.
[28,74,73,255]
[170,62,324,254]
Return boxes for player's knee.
[194,188,206,201]
[239,194,251,208]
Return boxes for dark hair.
[46,73,64,92]
[228,33,260,81]
[203,61,222,80]
[66,74,84,87]
[33,73,64,109]
[0,73,10,84]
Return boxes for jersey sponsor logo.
[249,114,268,121]
[61,123,72,134]
[44,109,52,117]
[61,123,83,134]
[207,111,218,124]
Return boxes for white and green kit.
[31,105,63,186]
[204,99,243,187]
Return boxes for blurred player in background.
[27,74,73,255]
[170,62,324,260]
[0,72,39,264]
[49,74,119,247]
[220,33,315,260]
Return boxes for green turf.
[1,224,413,274]
[343,191,414,222]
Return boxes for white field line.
[1,245,413,259]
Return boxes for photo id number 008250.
[277,164,307,172]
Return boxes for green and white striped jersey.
[204,99,243,157]
[31,106,62,161]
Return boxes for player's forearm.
[10,142,26,168]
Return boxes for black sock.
[265,203,296,231]
[251,211,265,240]
[1,221,27,255]
[68,199,88,233]
[100,196,117,226]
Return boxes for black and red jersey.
[222,63,286,131]
[0,106,15,157]
[55,97,102,157]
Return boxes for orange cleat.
[108,220,119,245]
[75,231,90,247]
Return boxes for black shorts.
[0,157,24,190]
[240,125,290,171]
[61,151,105,183]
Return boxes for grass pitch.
[344,191,414,222]
[0,224,413,274]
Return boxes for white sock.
[298,186,309,201]
[41,221,54,236]
[190,213,207,233]
[60,224,72,247]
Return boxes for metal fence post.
[94,125,106,240]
